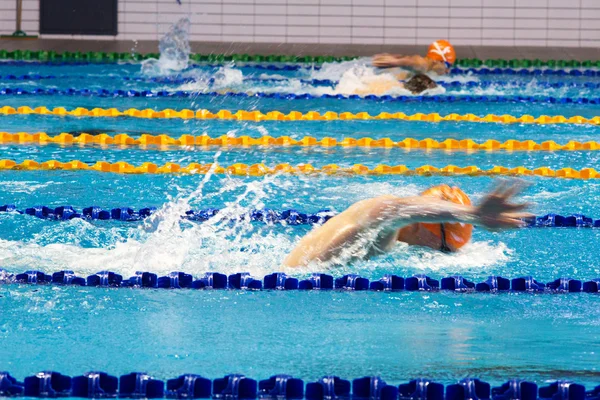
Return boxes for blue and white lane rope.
[2,86,600,104]
[0,269,597,293]
[2,59,600,75]
[0,205,335,224]
[0,74,335,86]
[0,374,594,400]
[450,67,600,76]
[1,205,599,228]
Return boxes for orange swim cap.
[419,184,472,250]
[426,40,456,65]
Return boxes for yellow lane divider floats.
[2,132,600,151]
[0,105,598,125]
[0,160,598,179]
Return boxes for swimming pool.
[1,47,600,396]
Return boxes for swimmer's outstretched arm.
[367,187,529,231]
[373,54,449,75]
[283,181,530,268]
[372,53,430,72]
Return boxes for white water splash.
[308,58,372,81]
[177,66,245,92]
[258,73,287,80]
[0,180,58,194]
[0,174,298,278]
[141,18,191,76]
[213,66,244,88]
[397,240,513,272]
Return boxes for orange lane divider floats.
[1,132,600,151]
[0,106,599,125]
[0,160,598,179]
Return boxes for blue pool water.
[1,58,600,388]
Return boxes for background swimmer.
[372,40,456,75]
[283,181,531,269]
[351,73,438,96]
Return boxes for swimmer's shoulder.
[344,195,400,221]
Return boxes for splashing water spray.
[141,18,191,76]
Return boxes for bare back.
[282,196,403,268]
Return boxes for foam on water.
[177,66,245,92]
[0,171,298,278]
[0,180,57,194]
[443,81,580,97]
[0,228,295,279]
[213,66,244,88]
[396,240,513,272]
[308,58,373,82]
[258,73,287,80]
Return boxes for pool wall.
[1,0,598,48]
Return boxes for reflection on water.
[0,286,599,386]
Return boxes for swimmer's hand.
[475,181,532,230]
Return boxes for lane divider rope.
[2,87,600,105]
[443,80,600,89]
[2,59,600,75]
[0,373,594,400]
[450,67,600,76]
[1,106,598,125]
[0,268,598,293]
[0,74,335,86]
[3,132,600,152]
[1,205,597,228]
[0,205,334,224]
[0,160,598,179]
[4,60,600,78]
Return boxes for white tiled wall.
[0,0,597,47]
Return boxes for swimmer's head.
[397,184,473,252]
[426,40,456,67]
[404,73,437,94]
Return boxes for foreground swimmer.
[372,40,456,75]
[283,181,530,268]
